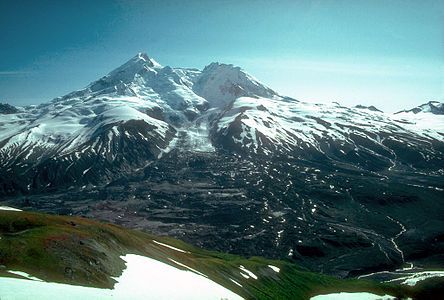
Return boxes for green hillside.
[0,210,441,299]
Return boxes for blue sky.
[0,0,442,112]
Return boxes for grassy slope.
[0,210,441,299]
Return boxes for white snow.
[400,271,444,286]
[229,278,243,287]
[167,258,208,278]
[152,240,190,253]
[7,270,42,281]
[0,254,243,300]
[216,97,444,154]
[0,53,212,162]
[0,96,171,160]
[239,265,258,280]
[82,167,92,176]
[385,270,444,286]
[157,133,179,159]
[310,292,397,300]
[267,265,280,273]
[0,206,22,211]
[193,62,276,108]
[392,111,444,141]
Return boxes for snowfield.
[310,292,397,300]
[0,254,243,300]
[0,206,22,211]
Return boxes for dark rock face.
[354,105,383,112]
[0,103,19,114]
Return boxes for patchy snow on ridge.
[385,270,444,286]
[0,53,210,164]
[0,95,172,161]
[0,254,243,300]
[215,97,444,155]
[392,112,444,141]
[395,101,444,115]
[400,271,444,286]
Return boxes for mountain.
[0,103,20,114]
[395,101,444,115]
[0,53,281,194]
[1,53,443,281]
[1,54,442,194]
[1,208,442,299]
[354,105,383,112]
[210,97,443,167]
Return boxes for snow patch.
[167,258,208,278]
[0,254,243,300]
[152,240,190,253]
[239,265,257,280]
[7,271,42,281]
[310,292,397,300]
[267,265,280,273]
[0,206,22,211]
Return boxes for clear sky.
[0,0,442,112]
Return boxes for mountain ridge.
[395,101,444,115]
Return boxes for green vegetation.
[0,210,441,299]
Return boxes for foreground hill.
[1,208,443,299]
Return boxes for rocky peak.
[192,62,277,108]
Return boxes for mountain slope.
[0,54,283,194]
[211,97,443,170]
[1,209,442,299]
[395,101,444,115]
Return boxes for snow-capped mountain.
[0,53,285,193]
[211,96,443,170]
[2,53,442,190]
[1,53,444,278]
[395,101,444,115]
[354,105,383,112]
